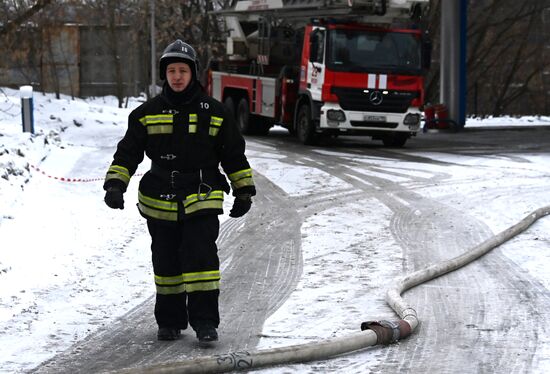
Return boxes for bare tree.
[466,0,549,116]
[154,0,230,83]
[106,0,124,107]
[41,28,61,98]
[0,0,54,37]
[1,0,61,94]
[423,0,550,116]
[76,0,144,104]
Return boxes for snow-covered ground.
[0,87,549,373]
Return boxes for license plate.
[364,115,386,122]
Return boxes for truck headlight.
[404,113,421,127]
[327,109,346,122]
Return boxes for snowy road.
[33,171,303,373]
[30,126,550,373]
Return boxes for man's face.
[166,62,193,92]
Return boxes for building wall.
[0,24,144,98]
[41,25,80,96]
[79,25,143,97]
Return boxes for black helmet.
[159,39,199,81]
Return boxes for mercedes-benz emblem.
[369,90,383,105]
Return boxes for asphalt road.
[33,126,550,373]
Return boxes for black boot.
[196,325,218,344]
[157,327,181,341]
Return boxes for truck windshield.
[327,28,422,74]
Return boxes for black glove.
[229,194,252,218]
[104,187,124,209]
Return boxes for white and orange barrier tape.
[30,164,143,183]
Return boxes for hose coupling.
[361,320,410,345]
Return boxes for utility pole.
[150,0,157,96]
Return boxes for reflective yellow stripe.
[228,168,254,188]
[184,190,224,207]
[138,203,178,221]
[210,116,223,127]
[105,173,130,185]
[183,190,224,215]
[147,125,173,134]
[139,114,174,126]
[182,270,220,282]
[228,168,252,182]
[231,177,254,189]
[155,274,184,285]
[155,271,220,284]
[186,280,220,293]
[189,113,198,133]
[138,189,224,219]
[156,284,186,295]
[109,165,130,176]
[138,190,178,221]
[156,281,220,294]
[138,191,178,211]
[209,116,223,137]
[106,165,130,184]
[155,271,220,295]
[184,199,223,215]
[140,114,174,134]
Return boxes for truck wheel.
[224,96,236,121]
[237,98,253,134]
[382,132,408,147]
[296,104,316,145]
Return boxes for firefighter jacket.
[103,82,255,223]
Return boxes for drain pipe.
[113,206,550,374]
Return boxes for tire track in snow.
[259,139,549,374]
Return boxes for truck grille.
[331,87,418,113]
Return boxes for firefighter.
[103,39,255,344]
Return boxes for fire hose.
[113,205,550,374]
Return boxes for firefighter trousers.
[146,215,220,331]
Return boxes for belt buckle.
[170,170,180,188]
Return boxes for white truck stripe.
[368,74,376,89]
[378,74,387,89]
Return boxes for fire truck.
[207,0,431,147]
